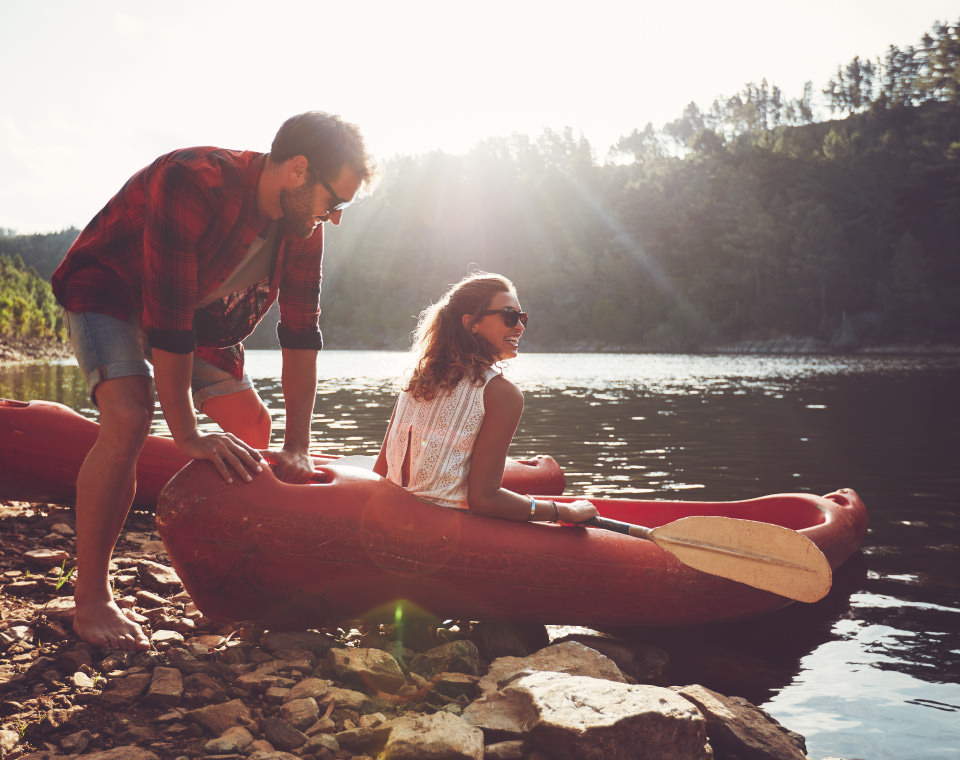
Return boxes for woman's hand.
[560,499,599,524]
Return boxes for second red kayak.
[0,397,566,506]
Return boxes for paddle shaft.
[588,516,654,539]
[585,514,832,603]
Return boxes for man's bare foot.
[73,599,150,651]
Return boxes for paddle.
[585,515,832,603]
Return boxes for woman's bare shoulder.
[484,373,523,411]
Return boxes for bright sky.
[1,0,956,233]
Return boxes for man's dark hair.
[270,111,374,186]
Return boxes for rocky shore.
[0,500,865,760]
[0,338,73,367]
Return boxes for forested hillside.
[0,228,79,282]
[5,18,958,352]
[308,100,958,352]
[0,255,65,341]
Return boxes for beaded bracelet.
[528,496,536,520]
[549,499,560,523]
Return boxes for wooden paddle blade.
[651,516,833,603]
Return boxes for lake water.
[3,350,959,760]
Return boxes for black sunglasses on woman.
[479,307,529,327]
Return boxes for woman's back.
[383,367,499,509]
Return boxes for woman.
[373,272,598,524]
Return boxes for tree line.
[643,16,960,147]
[0,254,65,341]
[4,18,958,353]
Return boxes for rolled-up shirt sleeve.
[141,158,208,353]
[276,230,325,351]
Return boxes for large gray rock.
[479,640,627,694]
[460,687,536,738]
[551,633,670,684]
[677,684,807,760]
[465,671,710,760]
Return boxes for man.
[51,112,375,651]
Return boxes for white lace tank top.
[384,366,500,509]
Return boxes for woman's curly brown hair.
[405,272,515,401]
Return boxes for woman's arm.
[466,376,530,520]
[467,376,599,523]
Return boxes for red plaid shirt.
[52,147,324,378]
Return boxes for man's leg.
[191,357,272,449]
[65,310,154,651]
[72,375,153,651]
[201,388,272,449]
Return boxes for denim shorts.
[64,310,254,410]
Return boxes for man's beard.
[279,183,320,239]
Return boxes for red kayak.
[0,398,565,506]
[157,459,868,628]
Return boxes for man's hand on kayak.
[263,448,315,484]
[179,431,263,484]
